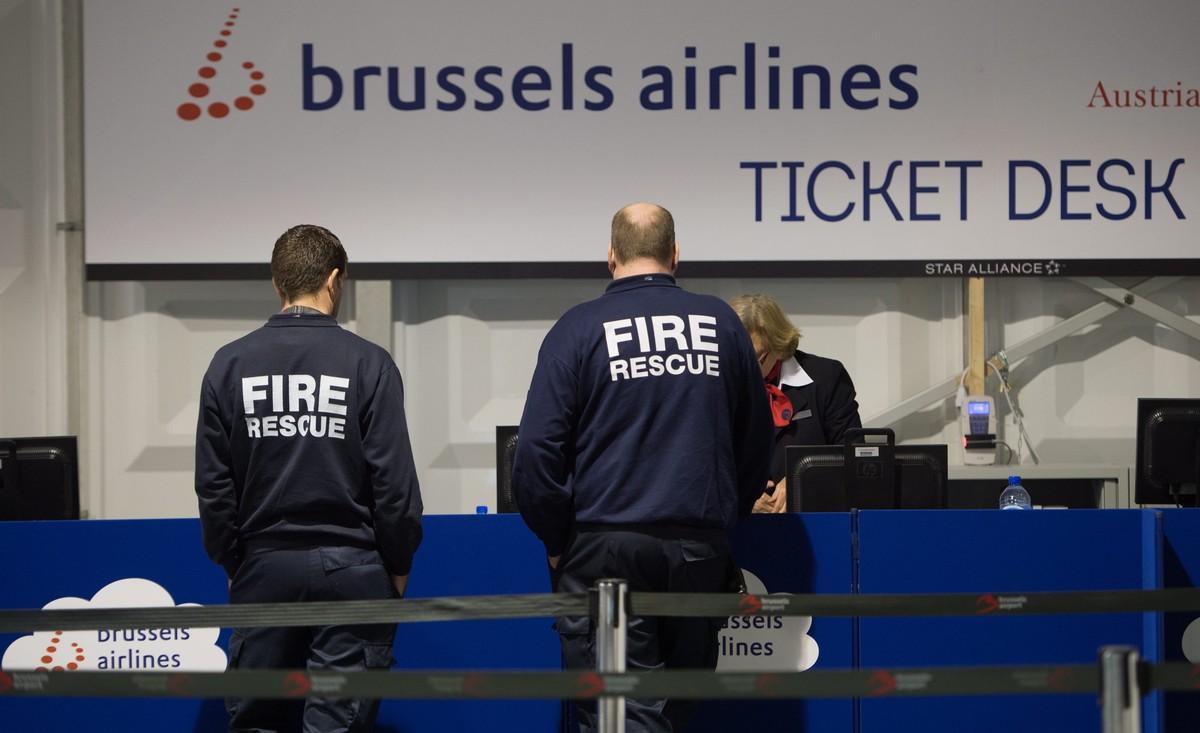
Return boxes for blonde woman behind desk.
[730,294,863,513]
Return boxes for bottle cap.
[1008,475,1021,484]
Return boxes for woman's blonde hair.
[729,294,800,357]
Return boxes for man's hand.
[391,574,409,598]
[752,479,788,514]
[548,555,561,570]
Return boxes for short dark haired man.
[514,203,772,732]
[195,224,423,732]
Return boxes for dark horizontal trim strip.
[86,259,1200,281]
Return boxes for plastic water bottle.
[998,475,1032,510]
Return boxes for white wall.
[0,0,67,439]
[993,278,1200,465]
[76,274,1200,519]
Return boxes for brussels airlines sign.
[300,43,920,113]
[84,1,1199,276]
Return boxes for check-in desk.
[1,509,1196,732]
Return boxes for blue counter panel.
[856,509,1162,733]
[0,515,561,733]
[690,512,855,733]
[1160,509,1200,732]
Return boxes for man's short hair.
[271,225,347,301]
[610,204,675,266]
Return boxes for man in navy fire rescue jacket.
[195,224,423,733]
[513,202,773,732]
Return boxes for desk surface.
[948,463,1131,507]
[948,463,1129,479]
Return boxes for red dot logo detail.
[738,594,764,615]
[177,7,267,121]
[284,671,312,697]
[975,593,1000,615]
[868,670,897,696]
[575,672,605,697]
[36,633,85,672]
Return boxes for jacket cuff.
[541,526,569,558]
[219,552,242,579]
[383,551,414,577]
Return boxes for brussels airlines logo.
[1,579,227,673]
[717,570,819,672]
[177,7,268,121]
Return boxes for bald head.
[610,202,675,267]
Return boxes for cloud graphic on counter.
[1183,617,1200,664]
[717,569,819,672]
[2,578,226,672]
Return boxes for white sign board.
[84,0,1200,277]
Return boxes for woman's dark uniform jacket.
[769,350,863,483]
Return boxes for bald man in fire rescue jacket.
[195,225,422,733]
[513,203,773,733]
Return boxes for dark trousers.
[554,527,734,733]
[226,546,398,733]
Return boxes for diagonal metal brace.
[1071,277,1200,343]
[866,277,1186,428]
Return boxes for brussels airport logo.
[717,570,819,672]
[176,7,268,121]
[1,579,226,672]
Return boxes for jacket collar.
[605,272,678,295]
[779,353,813,388]
[266,312,339,327]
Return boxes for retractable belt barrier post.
[1100,646,1142,733]
[596,579,628,733]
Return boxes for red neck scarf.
[764,360,792,428]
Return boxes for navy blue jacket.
[513,274,773,556]
[195,312,422,578]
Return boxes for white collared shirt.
[779,354,813,388]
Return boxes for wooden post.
[966,278,986,395]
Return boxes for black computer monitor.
[785,430,947,512]
[0,436,80,520]
[1135,398,1200,507]
[495,426,519,513]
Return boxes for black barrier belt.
[0,665,1109,700]
[0,594,591,633]
[1146,662,1200,692]
[3,588,1200,633]
[632,588,1200,618]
